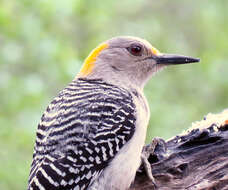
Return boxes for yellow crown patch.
[78,43,108,77]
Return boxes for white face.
[80,36,199,89]
[94,37,162,88]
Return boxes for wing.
[28,79,136,190]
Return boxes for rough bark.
[130,109,228,190]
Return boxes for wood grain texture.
[131,109,228,190]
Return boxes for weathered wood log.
[130,109,228,190]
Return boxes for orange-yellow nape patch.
[151,46,161,56]
[78,43,108,77]
[225,120,228,125]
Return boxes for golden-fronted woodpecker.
[28,36,200,190]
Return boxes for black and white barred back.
[28,78,136,190]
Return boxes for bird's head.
[77,36,200,89]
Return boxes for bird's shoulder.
[38,78,136,132]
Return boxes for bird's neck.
[82,73,145,93]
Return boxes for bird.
[28,36,200,190]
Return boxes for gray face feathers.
[77,36,199,89]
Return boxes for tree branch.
[130,109,228,190]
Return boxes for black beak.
[155,54,200,65]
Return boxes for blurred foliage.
[0,0,228,189]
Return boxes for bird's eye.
[127,44,143,56]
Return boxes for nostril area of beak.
[151,47,161,56]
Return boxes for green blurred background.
[1,0,228,189]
